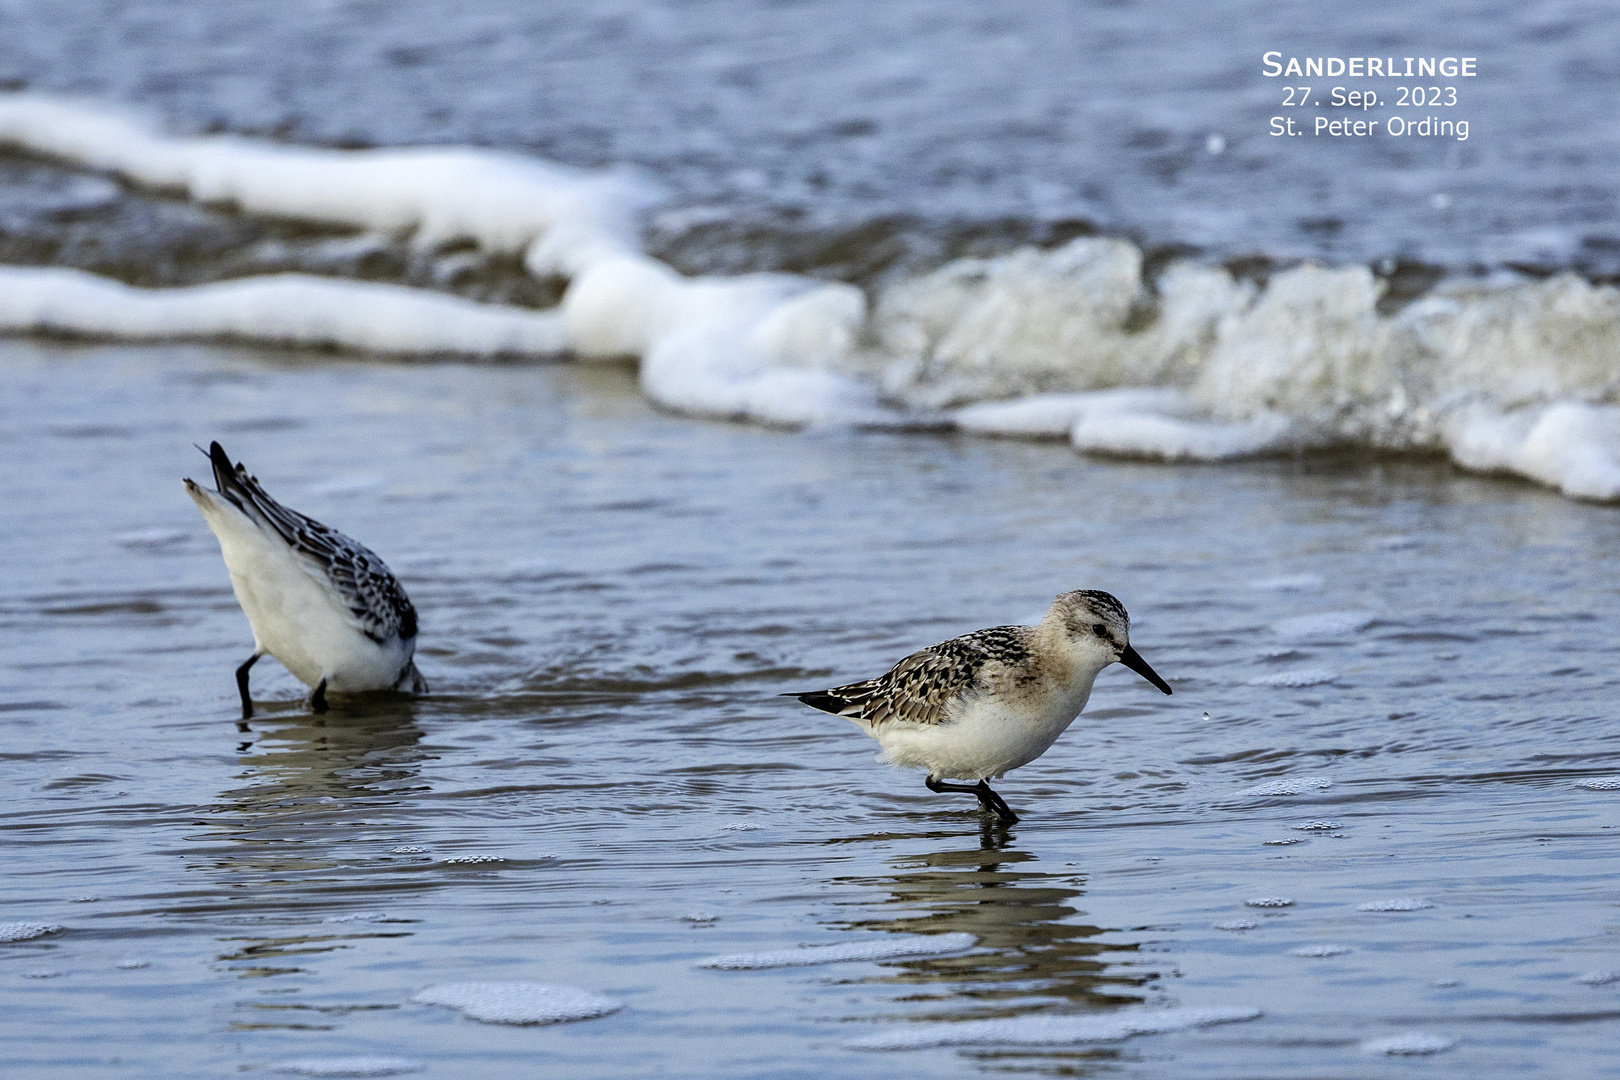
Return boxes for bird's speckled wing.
[797,625,1032,727]
[209,443,418,644]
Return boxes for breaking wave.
[1,94,1617,502]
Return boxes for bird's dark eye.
[1092,623,1109,638]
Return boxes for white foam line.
[0,267,568,356]
[846,1005,1262,1050]
[0,95,650,277]
[700,931,976,970]
[5,92,1620,501]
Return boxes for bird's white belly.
[869,686,1092,781]
[223,534,408,692]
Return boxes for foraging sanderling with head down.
[788,590,1170,822]
[184,441,426,718]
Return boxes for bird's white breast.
[868,670,1099,781]
[193,488,411,691]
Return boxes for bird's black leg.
[235,653,261,720]
[310,677,329,714]
[972,780,1019,823]
[926,776,1019,823]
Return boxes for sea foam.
[3,93,1620,503]
[1234,777,1332,797]
[845,1005,1261,1050]
[409,982,621,1025]
[0,267,568,357]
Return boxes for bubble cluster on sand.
[1361,1032,1455,1055]
[1290,944,1351,958]
[410,982,622,1026]
[1249,670,1338,688]
[700,932,976,970]
[844,1005,1262,1050]
[1235,777,1332,797]
[1357,898,1435,912]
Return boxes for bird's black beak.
[1119,644,1172,695]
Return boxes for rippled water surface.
[2,341,1619,1076]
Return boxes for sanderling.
[184,441,426,717]
[788,590,1170,822]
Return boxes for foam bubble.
[390,845,427,854]
[1358,898,1435,912]
[441,855,505,865]
[270,1057,425,1077]
[1292,820,1343,831]
[1361,1032,1455,1055]
[1234,777,1332,797]
[1245,897,1294,908]
[700,932,976,970]
[1290,944,1351,957]
[114,958,149,970]
[22,969,63,978]
[1248,670,1338,688]
[1214,919,1258,931]
[682,913,719,923]
[1576,777,1620,791]
[1263,838,1305,846]
[410,982,621,1026]
[720,822,763,831]
[1576,970,1619,986]
[0,923,63,943]
[844,1005,1262,1050]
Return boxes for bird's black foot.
[926,775,1019,823]
[235,653,261,720]
[310,677,328,714]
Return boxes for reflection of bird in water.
[789,591,1171,822]
[831,836,1150,1018]
[185,441,426,718]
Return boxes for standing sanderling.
[184,441,426,718]
[788,590,1170,822]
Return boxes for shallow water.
[3,340,1620,1076]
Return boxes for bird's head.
[1046,589,1171,695]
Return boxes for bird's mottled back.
[795,624,1033,727]
[208,443,418,644]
